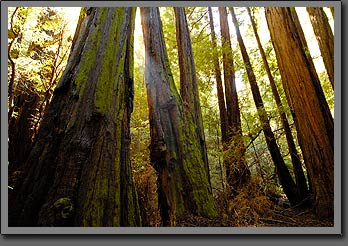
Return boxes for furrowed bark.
[9,7,141,227]
[174,7,211,188]
[141,7,217,226]
[265,7,334,218]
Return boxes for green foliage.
[9,6,335,226]
[8,7,76,135]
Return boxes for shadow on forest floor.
[176,206,334,227]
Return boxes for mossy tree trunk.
[230,7,300,205]
[174,7,211,187]
[265,7,334,218]
[9,7,141,227]
[218,7,250,194]
[247,7,309,202]
[140,7,217,226]
[306,7,334,89]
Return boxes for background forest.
[7,6,335,227]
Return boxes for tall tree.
[218,7,250,193]
[207,7,228,145]
[247,7,309,201]
[230,7,300,205]
[306,7,334,89]
[140,7,217,226]
[174,7,210,184]
[9,7,141,226]
[265,7,334,218]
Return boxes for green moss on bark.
[74,8,108,98]
[95,8,126,113]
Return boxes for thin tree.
[174,7,210,184]
[218,7,250,193]
[306,7,334,89]
[9,7,141,227]
[247,7,309,201]
[207,7,228,144]
[230,7,300,205]
[265,7,334,218]
[140,7,217,226]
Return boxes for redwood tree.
[306,7,334,89]
[174,7,210,183]
[218,7,250,193]
[207,7,228,145]
[265,7,334,218]
[9,7,141,227]
[140,7,217,226]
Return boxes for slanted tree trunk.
[247,7,309,202]
[174,7,210,185]
[9,7,141,227]
[265,7,334,218]
[218,7,250,193]
[230,7,299,205]
[140,7,217,226]
[329,7,334,20]
[289,8,333,131]
[306,7,334,89]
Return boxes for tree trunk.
[218,7,250,193]
[140,7,217,226]
[247,7,309,202]
[265,7,334,218]
[8,89,39,176]
[289,8,333,133]
[306,7,334,89]
[174,7,210,186]
[9,7,141,227]
[329,7,334,19]
[230,7,299,205]
[207,7,228,145]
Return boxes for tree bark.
[306,7,334,89]
[8,89,39,175]
[174,7,210,186]
[140,7,217,226]
[230,7,299,205]
[9,7,141,227]
[247,7,309,202]
[207,7,228,145]
[265,7,334,218]
[218,7,250,193]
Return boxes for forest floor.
[176,205,334,227]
